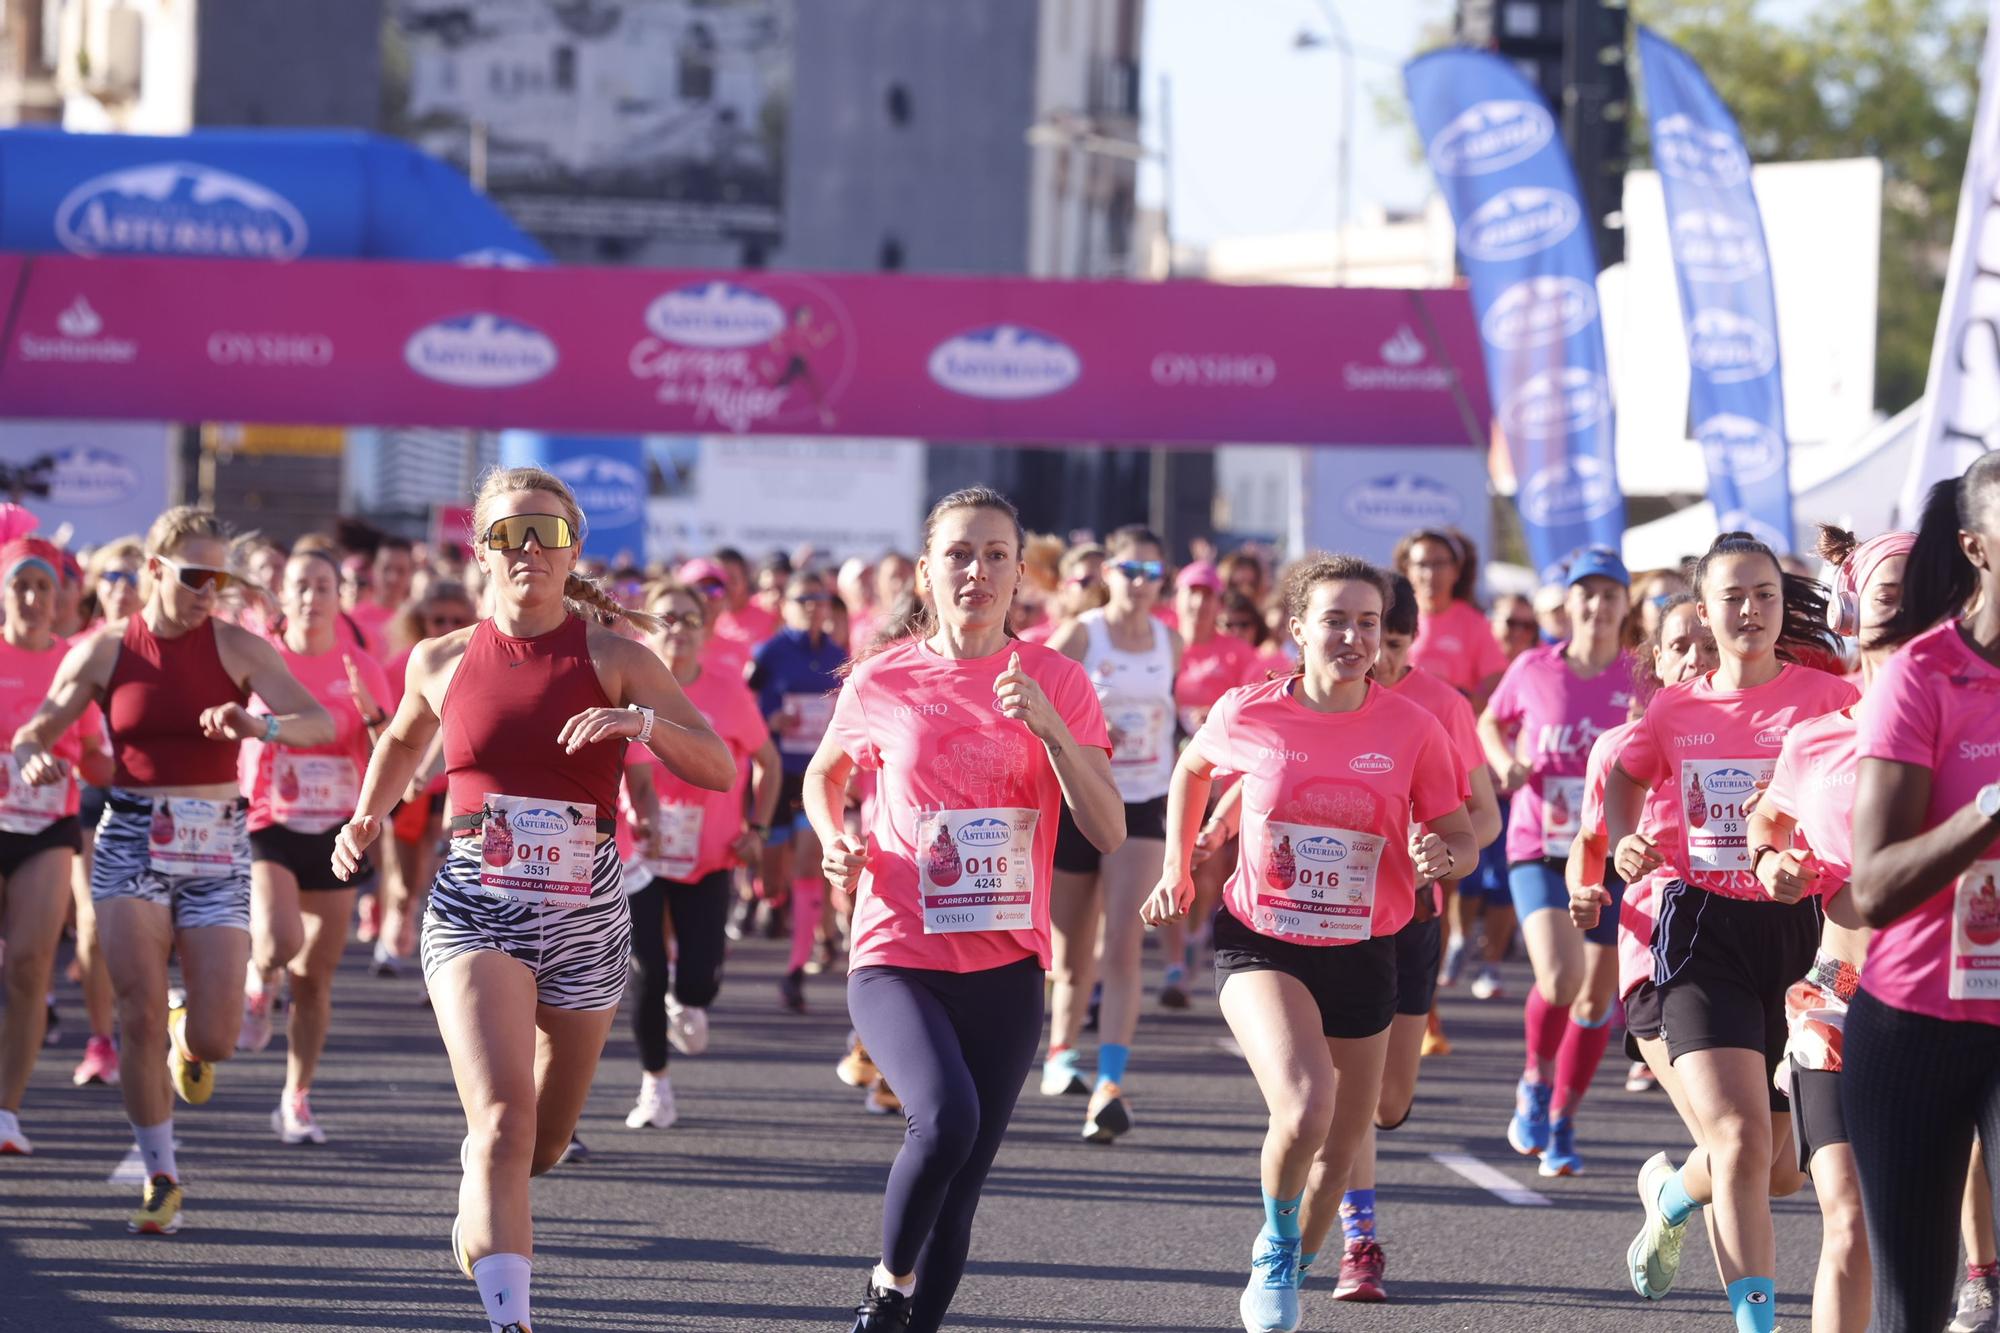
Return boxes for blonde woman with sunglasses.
[332,468,732,1333]
[11,506,334,1236]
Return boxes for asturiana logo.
[1427,100,1555,176]
[1654,114,1752,189]
[1688,308,1777,383]
[512,808,569,837]
[958,817,1012,847]
[927,324,1082,400]
[1343,473,1463,533]
[1696,414,1786,487]
[1519,455,1620,528]
[643,281,788,349]
[1754,726,1789,748]
[1481,275,1598,351]
[1704,767,1758,798]
[45,446,139,506]
[1670,208,1767,284]
[1501,367,1612,441]
[1461,187,1580,262]
[1350,752,1394,775]
[1297,835,1349,864]
[55,162,308,260]
[404,313,558,388]
[548,454,646,528]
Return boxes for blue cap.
[1565,546,1629,589]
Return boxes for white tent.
[1620,401,1921,570]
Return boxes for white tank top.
[1080,608,1176,803]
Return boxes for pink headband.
[1835,531,1915,636]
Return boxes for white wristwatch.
[1978,783,2000,822]
[628,704,656,745]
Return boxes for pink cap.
[677,557,729,589]
[1176,560,1223,593]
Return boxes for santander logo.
[1350,752,1394,775]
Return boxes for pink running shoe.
[71,1035,120,1086]
[1331,1240,1387,1303]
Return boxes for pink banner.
[0,254,1489,446]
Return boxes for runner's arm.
[232,630,336,747]
[747,738,782,831]
[1851,756,1995,928]
[1465,763,1502,850]
[1160,746,1218,885]
[350,640,445,827]
[11,633,114,775]
[600,635,734,793]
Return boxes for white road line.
[1430,1152,1552,1207]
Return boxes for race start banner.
[0,254,1490,448]
[1406,49,1625,579]
[1638,27,1794,553]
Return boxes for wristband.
[628,704,655,745]
[748,822,770,836]
[1750,844,1779,875]
[262,713,280,743]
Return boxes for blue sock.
[1339,1188,1376,1244]
[1657,1167,1699,1226]
[1261,1187,1303,1241]
[1097,1043,1129,1087]
[1300,1250,1319,1275]
[1726,1276,1776,1333]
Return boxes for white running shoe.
[271,1094,327,1145]
[665,996,709,1056]
[0,1108,32,1156]
[1469,964,1505,1001]
[625,1075,679,1130]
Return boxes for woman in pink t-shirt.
[1142,554,1474,1332]
[1849,458,2000,1331]
[237,549,394,1144]
[803,487,1120,1333]
[1744,524,1913,1333]
[1395,528,1508,707]
[1481,546,1637,1179]
[1601,532,1856,1325]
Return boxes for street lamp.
[1294,0,1355,286]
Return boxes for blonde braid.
[564,570,663,635]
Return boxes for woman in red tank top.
[12,506,331,1236]
[332,467,731,1333]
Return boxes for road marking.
[1430,1152,1552,1207]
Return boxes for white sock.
[132,1118,176,1180]
[871,1262,914,1297]
[471,1252,532,1332]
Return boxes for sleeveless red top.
[442,616,622,821]
[106,616,251,788]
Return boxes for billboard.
[645,435,924,562]
[0,419,173,547]
[389,0,791,247]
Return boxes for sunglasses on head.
[483,513,577,552]
[101,569,139,587]
[1113,560,1163,581]
[159,557,235,594]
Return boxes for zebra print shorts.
[89,790,251,932]
[420,835,631,1012]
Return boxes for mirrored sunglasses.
[160,558,235,594]
[1113,560,1163,581]
[483,513,577,551]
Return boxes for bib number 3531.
[477,793,597,907]
[917,807,1038,935]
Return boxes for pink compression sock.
[788,878,825,973]
[1523,988,1568,1083]
[1552,1013,1614,1119]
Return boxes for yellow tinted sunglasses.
[483,513,577,551]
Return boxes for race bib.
[1681,758,1774,878]
[147,798,234,877]
[476,793,598,908]
[0,754,67,835]
[645,802,705,882]
[269,753,359,835]
[1253,819,1383,943]
[917,807,1038,935]
[1542,776,1585,860]
[779,692,835,758]
[1951,859,2000,1002]
[1104,696,1171,772]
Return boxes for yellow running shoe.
[1421,1026,1452,1058]
[168,996,213,1106]
[128,1173,183,1234]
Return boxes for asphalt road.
[3,928,1830,1332]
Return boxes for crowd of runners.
[2,464,1998,1333]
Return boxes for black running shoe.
[779,968,806,1014]
[850,1281,913,1332]
[556,1134,589,1166]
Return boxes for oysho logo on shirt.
[1675,733,1717,748]
[895,703,950,719]
[1350,752,1394,775]
[1259,745,1310,765]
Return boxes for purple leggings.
[847,956,1044,1333]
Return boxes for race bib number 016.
[646,802,704,883]
[147,798,234,877]
[0,754,66,835]
[1254,819,1383,944]
[477,793,597,908]
[269,753,360,835]
[1681,759,1775,878]
[1952,858,2000,1002]
[917,807,1038,935]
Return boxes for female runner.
[621,579,779,1130]
[1848,458,2000,1331]
[12,507,332,1234]
[1143,554,1475,1333]
[237,548,394,1146]
[1044,525,1181,1141]
[1394,528,1507,706]
[1605,531,1853,1332]
[332,468,732,1333]
[804,487,1120,1332]
[1481,548,1636,1177]
[1742,525,1911,1332]
[0,538,113,1154]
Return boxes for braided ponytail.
[564,569,663,635]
